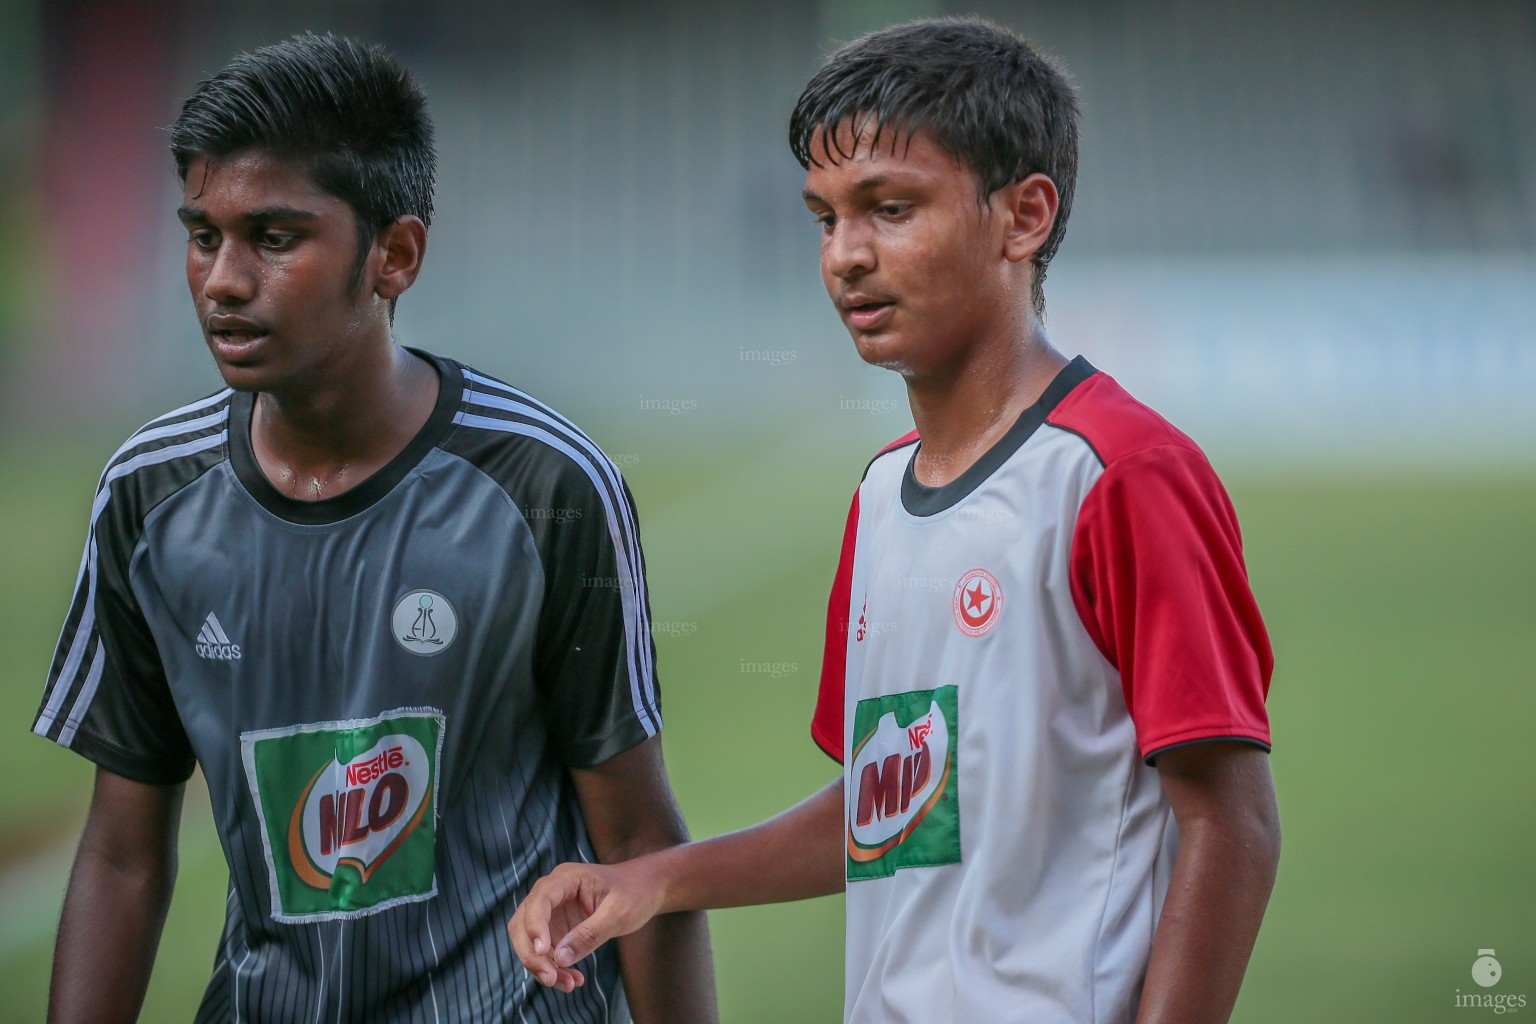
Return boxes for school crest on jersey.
[392,589,459,656]
[847,686,961,880]
[240,708,445,922]
[953,568,1003,636]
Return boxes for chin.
[850,332,914,374]
[208,356,270,394]
[221,377,265,395]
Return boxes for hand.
[508,858,667,991]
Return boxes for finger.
[507,902,553,974]
[555,967,586,992]
[530,868,592,937]
[516,941,568,990]
[509,880,582,986]
[509,929,562,988]
[507,911,534,962]
[512,880,568,958]
[552,898,624,968]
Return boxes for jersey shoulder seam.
[1042,420,1203,471]
[861,430,920,482]
[448,367,618,477]
[99,393,235,533]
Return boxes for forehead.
[180,150,340,213]
[803,117,971,194]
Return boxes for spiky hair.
[171,32,435,281]
[790,18,1079,313]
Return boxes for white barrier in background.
[1049,255,1536,465]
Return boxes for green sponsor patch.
[240,708,445,921]
[846,685,960,881]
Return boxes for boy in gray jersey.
[34,33,715,1023]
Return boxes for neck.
[251,342,439,501]
[905,319,1067,488]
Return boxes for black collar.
[900,356,1096,517]
[229,350,462,525]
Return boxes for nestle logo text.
[345,746,406,787]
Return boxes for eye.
[876,202,910,219]
[258,232,298,251]
[188,230,219,251]
[810,212,835,233]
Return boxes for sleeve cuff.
[37,726,195,785]
[811,720,843,765]
[1143,734,1271,767]
[559,717,657,768]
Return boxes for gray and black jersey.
[35,351,659,1023]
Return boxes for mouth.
[843,299,895,331]
[208,328,269,362]
[206,316,270,362]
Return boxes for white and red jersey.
[811,356,1272,1024]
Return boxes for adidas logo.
[195,612,242,661]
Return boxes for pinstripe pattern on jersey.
[34,394,231,744]
[454,369,660,737]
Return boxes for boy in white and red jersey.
[511,17,1281,1023]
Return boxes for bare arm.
[511,776,844,990]
[49,767,185,1024]
[567,736,717,1023]
[1136,743,1281,1024]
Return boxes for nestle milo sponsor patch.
[241,708,445,922]
[847,685,960,881]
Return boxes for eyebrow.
[176,205,320,224]
[803,173,912,204]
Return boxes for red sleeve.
[1069,444,1273,763]
[810,488,860,764]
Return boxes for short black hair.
[170,33,435,297]
[789,17,1078,315]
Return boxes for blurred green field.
[1,430,1532,1023]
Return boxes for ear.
[996,173,1059,264]
[372,215,428,302]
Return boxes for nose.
[200,241,256,306]
[823,217,875,281]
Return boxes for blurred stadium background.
[1,1,1532,1021]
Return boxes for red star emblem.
[964,579,990,616]
[953,568,1003,636]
